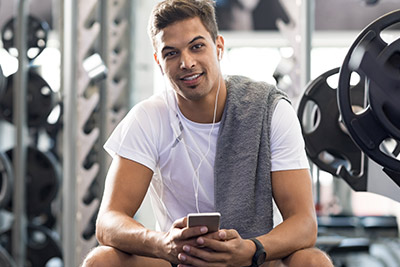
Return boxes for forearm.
[258,214,317,260]
[96,210,166,259]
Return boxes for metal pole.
[61,0,78,265]
[300,0,314,89]
[300,0,319,211]
[12,0,29,265]
[98,0,108,201]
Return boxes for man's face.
[154,17,223,103]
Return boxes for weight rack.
[62,0,131,266]
[0,0,132,266]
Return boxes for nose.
[180,51,195,70]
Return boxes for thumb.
[172,216,187,229]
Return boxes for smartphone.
[187,212,221,233]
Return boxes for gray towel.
[214,75,288,239]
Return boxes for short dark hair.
[148,0,219,49]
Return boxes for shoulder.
[125,91,169,121]
[114,92,172,139]
[225,75,287,100]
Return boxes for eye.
[192,43,204,50]
[164,51,177,58]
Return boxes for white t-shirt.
[104,89,309,231]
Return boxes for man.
[83,0,333,266]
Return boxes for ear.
[154,52,164,75]
[216,35,225,61]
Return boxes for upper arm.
[99,155,154,218]
[271,169,316,220]
[270,100,309,171]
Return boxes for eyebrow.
[161,35,206,54]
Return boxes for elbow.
[95,212,108,245]
[306,215,318,248]
[95,227,105,245]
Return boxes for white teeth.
[183,74,200,81]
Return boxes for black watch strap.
[249,238,266,267]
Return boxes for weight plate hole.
[318,150,351,171]
[30,230,47,247]
[3,29,13,41]
[380,22,400,45]
[326,73,339,89]
[350,72,361,86]
[27,48,40,59]
[37,39,46,48]
[379,138,400,160]
[36,29,45,39]
[301,100,321,134]
[41,86,52,96]
[8,48,18,57]
[47,105,61,125]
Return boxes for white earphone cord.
[193,76,221,213]
[163,52,222,214]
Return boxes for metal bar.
[12,0,29,265]
[300,0,314,89]
[98,0,109,200]
[61,0,78,265]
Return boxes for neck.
[178,77,227,123]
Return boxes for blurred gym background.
[0,0,400,266]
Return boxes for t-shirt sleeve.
[270,99,309,171]
[103,105,159,172]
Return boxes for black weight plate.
[0,64,6,97]
[0,152,13,209]
[0,245,16,267]
[1,15,50,60]
[27,224,63,267]
[0,70,56,128]
[0,224,62,267]
[298,67,364,175]
[368,38,400,139]
[338,9,400,173]
[6,147,61,217]
[31,205,57,229]
[298,68,368,191]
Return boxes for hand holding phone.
[187,212,221,233]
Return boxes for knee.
[305,248,333,267]
[81,246,121,267]
[284,247,333,267]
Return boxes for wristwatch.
[249,238,266,267]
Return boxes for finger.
[180,225,209,240]
[217,229,239,241]
[172,217,187,229]
[200,230,223,241]
[183,245,227,263]
[196,236,229,252]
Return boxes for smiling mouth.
[180,72,204,81]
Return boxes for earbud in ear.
[218,48,222,61]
